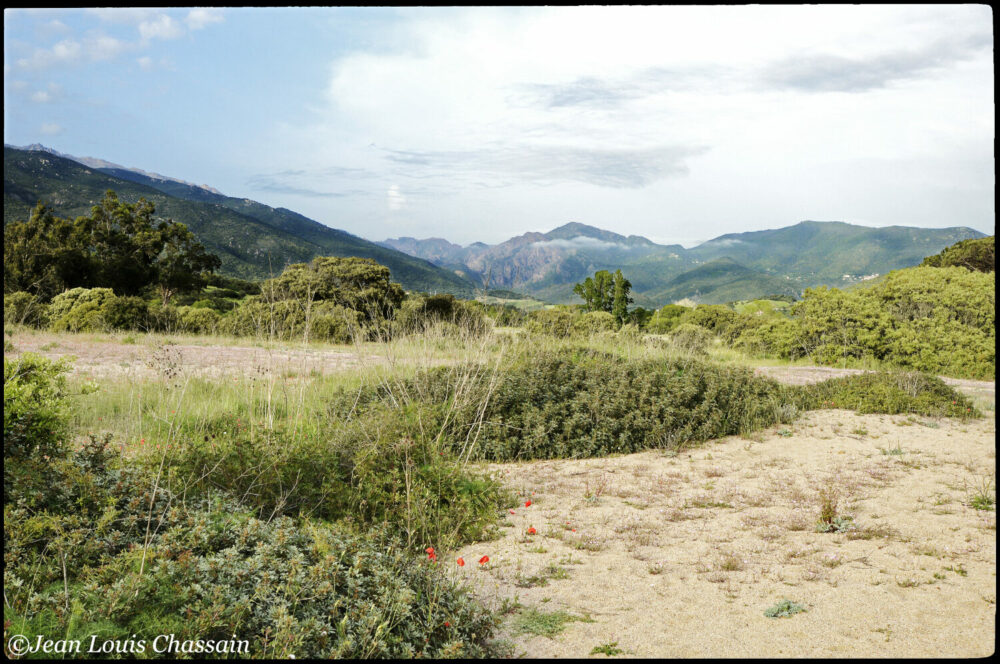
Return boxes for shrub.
[410,348,795,461]
[48,287,117,332]
[101,295,150,331]
[524,308,578,338]
[669,323,714,355]
[646,303,689,334]
[4,291,50,328]
[179,305,221,334]
[575,310,617,335]
[4,353,70,464]
[793,371,979,418]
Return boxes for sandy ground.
[5,329,373,380]
[453,411,996,658]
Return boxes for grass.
[510,608,594,638]
[590,641,625,656]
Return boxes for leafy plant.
[764,599,807,618]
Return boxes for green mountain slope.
[646,257,801,305]
[3,147,474,295]
[688,220,986,286]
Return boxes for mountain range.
[4,144,985,307]
[3,145,474,296]
[381,220,985,307]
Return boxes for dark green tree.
[611,270,633,326]
[4,191,220,301]
[921,236,994,273]
[573,269,632,326]
[572,270,615,313]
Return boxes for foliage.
[3,290,49,327]
[921,236,994,272]
[668,323,714,355]
[3,353,70,465]
[47,287,118,332]
[728,265,994,379]
[524,308,578,339]
[394,293,491,337]
[764,600,807,618]
[572,269,633,325]
[792,371,979,418]
[646,303,689,334]
[3,353,506,658]
[411,348,797,461]
[4,191,220,301]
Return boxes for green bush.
[409,348,795,461]
[179,305,221,334]
[646,303,689,334]
[524,308,578,338]
[101,295,150,331]
[48,287,117,332]
[4,353,71,465]
[4,291,50,327]
[793,371,980,418]
[733,266,994,379]
[669,323,715,355]
[3,354,506,658]
[575,310,617,335]
[921,236,994,272]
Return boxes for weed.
[966,475,995,511]
[764,599,807,618]
[510,608,593,638]
[590,641,624,656]
[514,564,571,588]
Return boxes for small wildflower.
[525,500,532,507]
[527,527,536,535]
[457,557,465,567]
[479,555,490,565]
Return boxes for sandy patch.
[453,411,996,658]
[5,330,372,380]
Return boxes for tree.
[921,236,994,273]
[3,191,220,302]
[611,270,633,326]
[573,269,633,326]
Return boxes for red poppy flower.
[527,527,536,535]
[509,509,516,514]
[444,621,450,627]
[428,552,437,561]
[479,555,490,564]
[426,547,435,554]
[457,557,465,566]
[525,500,532,507]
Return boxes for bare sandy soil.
[453,411,996,658]
[5,330,372,380]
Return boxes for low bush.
[793,371,980,418]
[47,287,118,332]
[408,348,796,461]
[4,291,50,327]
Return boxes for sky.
[3,6,995,247]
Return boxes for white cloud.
[387,184,406,211]
[139,14,184,41]
[137,56,153,71]
[186,8,224,31]
[40,122,63,135]
[30,90,51,102]
[16,35,127,69]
